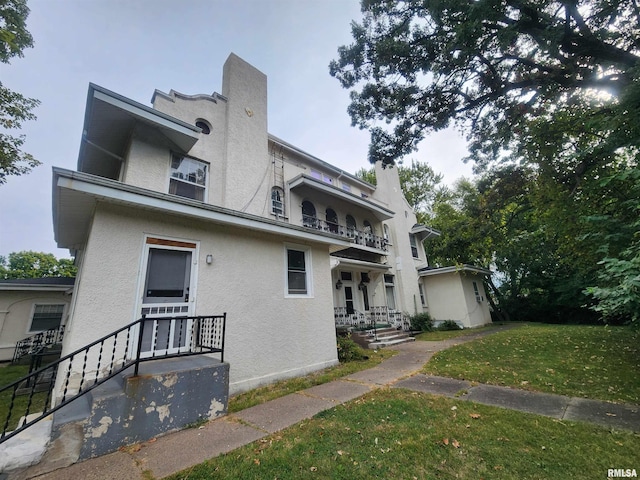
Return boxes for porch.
[303,216,388,252]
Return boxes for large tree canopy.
[0,251,76,279]
[330,0,640,175]
[0,0,40,184]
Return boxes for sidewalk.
[14,327,640,480]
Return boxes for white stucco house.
[51,53,491,396]
[0,278,73,362]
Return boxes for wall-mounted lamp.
[206,254,213,265]
[335,279,343,290]
[358,281,366,290]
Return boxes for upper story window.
[409,233,419,258]
[170,155,208,201]
[271,187,285,216]
[302,200,317,228]
[326,208,338,233]
[345,215,356,237]
[30,304,65,333]
[310,169,333,185]
[341,182,351,192]
[195,119,211,135]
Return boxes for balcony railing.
[302,215,388,251]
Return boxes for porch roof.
[330,256,392,272]
[52,168,352,252]
[288,174,394,221]
[418,264,492,277]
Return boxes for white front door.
[138,238,197,357]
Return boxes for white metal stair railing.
[333,307,370,329]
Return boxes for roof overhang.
[330,256,391,272]
[411,224,441,241]
[0,280,75,292]
[52,168,352,251]
[288,174,394,221]
[419,264,492,277]
[78,84,201,179]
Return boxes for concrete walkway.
[11,326,640,480]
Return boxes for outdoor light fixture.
[206,254,213,264]
[335,279,343,290]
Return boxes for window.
[195,119,211,135]
[271,187,285,216]
[169,155,208,201]
[384,275,396,310]
[30,304,65,332]
[302,201,317,228]
[326,208,338,233]
[345,215,356,237]
[286,246,312,296]
[419,284,426,306]
[310,169,333,184]
[341,182,351,192]
[409,234,419,258]
[473,281,482,302]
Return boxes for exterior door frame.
[133,235,199,358]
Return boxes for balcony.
[302,215,388,252]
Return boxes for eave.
[78,83,201,179]
[52,168,352,251]
[419,265,492,277]
[411,224,441,241]
[288,174,394,221]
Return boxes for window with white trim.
[169,154,208,201]
[271,187,285,216]
[419,283,426,306]
[409,233,419,258]
[29,304,65,333]
[384,274,396,310]
[286,246,312,296]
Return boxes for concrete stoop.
[3,357,229,480]
[351,326,415,349]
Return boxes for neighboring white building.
[51,53,491,396]
[0,278,73,362]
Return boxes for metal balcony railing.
[302,215,388,251]
[0,313,226,445]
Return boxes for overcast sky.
[0,0,473,259]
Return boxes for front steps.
[351,326,415,349]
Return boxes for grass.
[168,389,640,480]
[229,347,397,413]
[414,324,498,341]
[0,363,49,431]
[423,324,640,404]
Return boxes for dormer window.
[169,155,208,201]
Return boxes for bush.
[410,312,433,332]
[437,320,462,331]
[337,336,367,362]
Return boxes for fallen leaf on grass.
[310,466,318,472]
[452,439,460,448]
[253,458,260,465]
[469,413,481,419]
[443,438,449,446]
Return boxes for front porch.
[334,306,414,349]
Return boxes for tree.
[330,0,640,174]
[355,159,444,222]
[0,0,40,184]
[333,0,640,325]
[0,251,76,279]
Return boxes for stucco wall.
[61,203,338,396]
[460,275,492,327]
[0,290,70,362]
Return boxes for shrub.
[437,320,462,331]
[337,336,367,362]
[410,312,433,332]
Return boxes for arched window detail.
[345,215,356,238]
[326,208,339,233]
[195,119,211,135]
[302,201,317,228]
[363,220,373,233]
[271,187,284,216]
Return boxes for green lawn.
[0,364,49,431]
[229,347,397,412]
[414,324,499,341]
[423,324,640,404]
[168,389,640,480]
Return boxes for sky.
[0,0,473,260]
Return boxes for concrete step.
[367,336,416,349]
